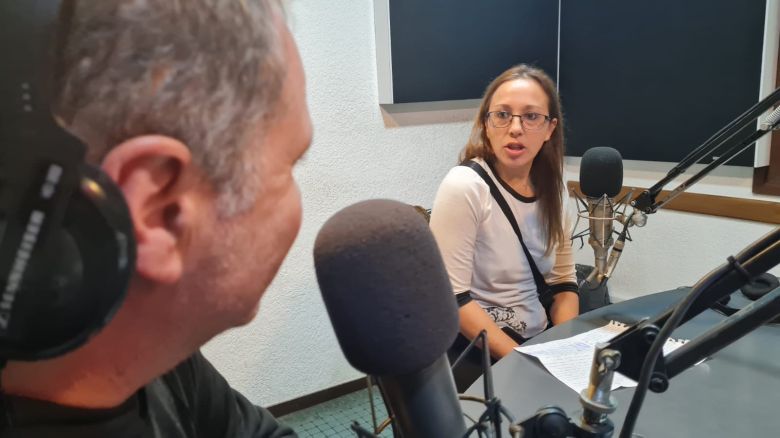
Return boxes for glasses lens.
[489,112,511,128]
[522,113,546,130]
[522,113,547,129]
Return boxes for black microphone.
[578,147,624,287]
[313,199,467,438]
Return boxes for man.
[1,1,311,436]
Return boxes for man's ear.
[100,135,199,285]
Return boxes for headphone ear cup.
[0,165,136,360]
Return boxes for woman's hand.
[458,301,520,359]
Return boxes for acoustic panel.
[559,0,766,165]
[387,0,559,104]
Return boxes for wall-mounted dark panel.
[389,0,559,103]
[559,0,766,166]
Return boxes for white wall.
[203,0,780,407]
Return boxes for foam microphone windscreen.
[579,147,624,198]
[313,199,459,376]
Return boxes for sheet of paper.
[515,321,688,394]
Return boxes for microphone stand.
[515,227,780,437]
[614,227,780,438]
[452,330,524,438]
[599,86,780,283]
[351,330,524,438]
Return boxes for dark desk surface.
[463,288,780,437]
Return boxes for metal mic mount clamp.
[515,345,620,438]
[578,344,621,437]
[615,208,646,229]
[600,207,646,282]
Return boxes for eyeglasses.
[485,111,553,131]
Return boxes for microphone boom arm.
[605,227,780,386]
[632,87,780,215]
[590,87,780,286]
[517,227,780,438]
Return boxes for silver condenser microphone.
[574,147,627,288]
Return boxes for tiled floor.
[280,388,394,437]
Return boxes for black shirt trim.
[455,291,473,307]
[485,161,537,203]
[548,282,580,296]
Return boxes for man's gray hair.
[53,0,286,216]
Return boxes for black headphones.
[0,1,136,361]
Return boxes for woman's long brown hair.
[460,64,565,254]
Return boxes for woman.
[429,65,579,390]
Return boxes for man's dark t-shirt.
[0,351,296,437]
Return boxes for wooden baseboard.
[267,377,368,417]
[567,181,780,224]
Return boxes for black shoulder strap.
[461,161,549,295]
